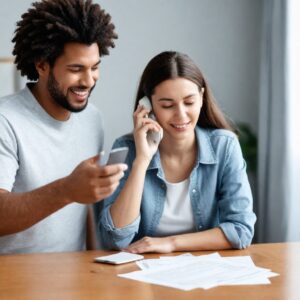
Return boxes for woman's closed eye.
[161,101,194,109]
[184,101,195,106]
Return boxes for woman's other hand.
[124,236,175,254]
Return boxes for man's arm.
[0,180,69,236]
[0,155,127,237]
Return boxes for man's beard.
[47,70,95,113]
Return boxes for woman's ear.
[199,87,205,103]
[35,61,50,79]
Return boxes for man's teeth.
[71,89,88,96]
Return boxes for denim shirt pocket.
[139,169,167,238]
[190,162,219,231]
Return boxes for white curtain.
[257,0,300,243]
[286,0,300,241]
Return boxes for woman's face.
[151,77,203,142]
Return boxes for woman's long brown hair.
[134,51,236,133]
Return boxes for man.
[0,0,126,253]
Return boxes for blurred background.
[0,0,299,244]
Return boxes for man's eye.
[185,102,194,106]
[162,105,173,109]
[69,68,81,72]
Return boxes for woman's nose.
[175,104,187,117]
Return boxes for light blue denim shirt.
[99,126,256,250]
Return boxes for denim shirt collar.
[195,126,218,165]
[147,126,217,172]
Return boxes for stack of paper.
[118,253,279,290]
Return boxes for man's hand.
[63,155,127,204]
[0,155,127,236]
[124,236,175,254]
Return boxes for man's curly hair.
[12,0,118,81]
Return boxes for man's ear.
[35,61,50,78]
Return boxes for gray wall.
[0,0,262,157]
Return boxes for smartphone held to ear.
[138,97,163,145]
[138,97,153,112]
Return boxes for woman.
[99,51,256,253]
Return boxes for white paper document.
[136,252,219,270]
[118,253,279,290]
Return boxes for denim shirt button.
[192,189,197,193]
[199,225,203,229]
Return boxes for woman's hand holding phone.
[139,97,163,145]
[133,98,162,164]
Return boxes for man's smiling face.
[47,42,100,113]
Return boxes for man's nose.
[80,70,95,88]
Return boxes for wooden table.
[1,243,299,300]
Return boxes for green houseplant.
[237,123,257,173]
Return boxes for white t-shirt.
[0,85,103,254]
[155,178,195,236]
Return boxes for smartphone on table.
[94,251,144,265]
